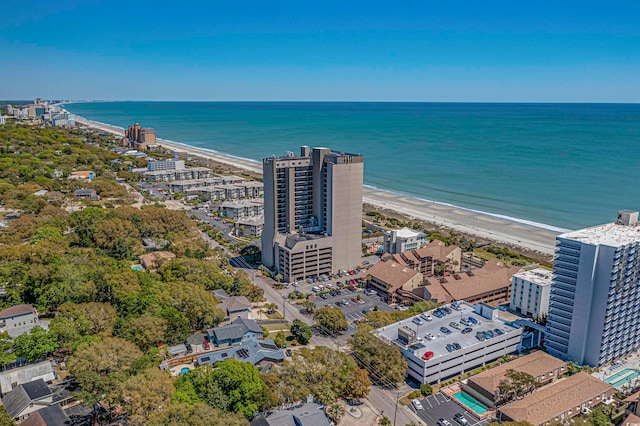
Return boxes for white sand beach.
[73,115,560,256]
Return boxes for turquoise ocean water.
[64,102,640,230]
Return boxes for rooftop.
[21,404,70,426]
[468,351,566,395]
[376,302,520,361]
[559,222,640,247]
[220,199,264,208]
[512,268,554,286]
[208,318,263,342]
[390,227,424,239]
[367,260,422,291]
[0,304,35,319]
[498,372,613,425]
[236,216,265,226]
[197,339,284,367]
[251,401,330,426]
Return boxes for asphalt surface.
[412,394,490,426]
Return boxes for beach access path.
[73,115,560,256]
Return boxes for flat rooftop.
[560,223,640,247]
[376,302,519,361]
[512,267,553,286]
[221,199,264,208]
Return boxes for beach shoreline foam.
[71,113,560,256]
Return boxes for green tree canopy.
[314,306,348,334]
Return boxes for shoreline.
[71,113,560,256]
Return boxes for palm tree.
[326,403,345,424]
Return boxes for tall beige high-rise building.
[261,146,364,282]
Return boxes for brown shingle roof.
[433,259,520,301]
[622,412,640,426]
[0,304,35,319]
[498,372,614,425]
[468,351,566,396]
[367,261,421,292]
[412,240,459,262]
[139,251,176,268]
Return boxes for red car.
[421,351,434,361]
[203,340,211,350]
[348,285,356,291]
[351,297,359,303]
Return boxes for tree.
[290,319,312,345]
[67,337,143,402]
[93,218,141,259]
[274,331,286,348]
[115,368,174,426]
[12,326,58,362]
[274,273,283,282]
[0,406,15,426]
[120,313,168,351]
[314,306,347,334]
[300,299,316,313]
[147,403,248,426]
[211,359,271,417]
[420,383,433,396]
[246,285,264,303]
[240,245,261,263]
[346,368,372,400]
[380,416,391,425]
[587,406,614,426]
[326,403,345,424]
[497,369,540,403]
[349,325,407,386]
[0,332,16,367]
[58,302,117,336]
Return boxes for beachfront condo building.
[509,267,553,319]
[545,210,640,367]
[261,146,364,281]
[384,227,426,254]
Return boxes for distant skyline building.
[124,122,156,147]
[545,210,640,366]
[261,146,363,281]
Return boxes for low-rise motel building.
[375,302,522,384]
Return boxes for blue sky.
[1,0,639,101]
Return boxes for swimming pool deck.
[594,351,640,389]
[441,384,494,419]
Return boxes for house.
[0,304,39,337]
[73,189,100,201]
[251,401,331,426]
[21,404,70,426]
[0,361,56,396]
[206,318,263,347]
[497,372,615,425]
[218,296,252,321]
[464,351,567,407]
[211,289,230,300]
[366,260,423,304]
[69,171,95,182]
[139,251,176,270]
[2,379,54,423]
[196,340,284,367]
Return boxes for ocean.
[64,102,640,230]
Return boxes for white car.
[425,333,436,340]
[412,399,424,410]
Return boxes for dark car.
[441,306,452,315]
[446,344,455,353]
[440,326,452,335]
[453,413,468,425]
[494,328,504,335]
[433,310,444,318]
[453,342,462,350]
[467,316,479,324]
[320,293,328,299]
[482,331,492,339]
[476,332,486,341]
[461,327,473,334]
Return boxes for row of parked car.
[476,328,505,341]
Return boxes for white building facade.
[384,227,426,254]
[545,210,640,367]
[509,268,553,319]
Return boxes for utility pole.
[393,389,400,425]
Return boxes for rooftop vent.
[616,210,639,226]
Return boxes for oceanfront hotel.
[545,210,640,366]
[261,146,364,282]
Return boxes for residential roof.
[21,404,70,426]
[0,304,35,319]
[168,344,188,356]
[2,379,52,419]
[197,339,284,367]
[211,289,230,300]
[139,251,176,267]
[498,372,613,425]
[219,296,252,315]
[366,260,422,292]
[621,412,640,426]
[425,259,520,301]
[208,318,262,342]
[74,189,97,196]
[468,351,566,395]
[251,401,330,426]
[392,227,423,239]
[0,361,55,395]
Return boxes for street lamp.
[393,389,401,425]
[282,294,287,319]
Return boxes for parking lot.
[412,394,490,426]
[314,289,393,324]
